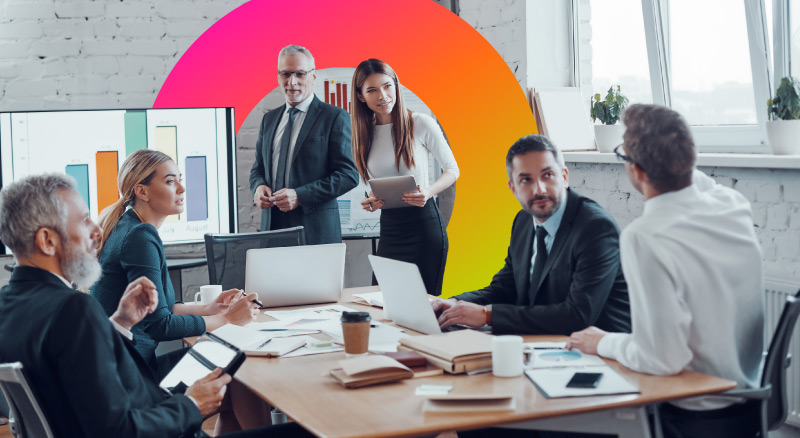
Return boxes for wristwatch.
[484,304,492,326]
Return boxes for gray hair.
[0,173,75,258]
[506,134,566,177]
[278,44,315,69]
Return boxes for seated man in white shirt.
[567,104,765,438]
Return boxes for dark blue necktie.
[275,107,299,191]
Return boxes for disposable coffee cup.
[341,311,371,357]
[492,335,524,377]
[194,285,223,305]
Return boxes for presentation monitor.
[0,107,238,252]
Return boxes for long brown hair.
[97,149,172,253]
[351,58,415,182]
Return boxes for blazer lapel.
[291,96,321,164]
[516,218,535,302]
[263,105,285,185]
[531,188,580,296]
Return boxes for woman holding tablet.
[90,149,260,375]
[351,58,459,295]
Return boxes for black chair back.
[762,290,800,429]
[0,362,54,438]
[204,227,305,291]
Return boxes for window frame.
[575,0,795,153]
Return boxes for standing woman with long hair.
[90,149,260,375]
[352,59,459,295]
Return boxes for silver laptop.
[245,243,345,307]
[368,255,442,335]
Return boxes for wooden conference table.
[223,286,736,438]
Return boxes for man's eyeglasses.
[614,144,645,172]
[279,69,315,80]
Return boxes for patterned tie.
[530,225,548,292]
[274,107,299,191]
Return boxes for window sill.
[563,151,800,170]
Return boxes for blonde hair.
[351,58,415,182]
[97,149,172,253]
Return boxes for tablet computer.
[369,175,418,209]
[159,332,246,394]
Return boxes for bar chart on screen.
[0,108,237,246]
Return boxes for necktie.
[530,226,548,292]
[275,107,299,191]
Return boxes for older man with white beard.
[0,173,312,438]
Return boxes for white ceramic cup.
[194,285,223,305]
[492,335,524,377]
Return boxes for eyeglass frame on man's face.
[278,69,315,80]
[614,144,645,173]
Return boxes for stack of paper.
[211,324,306,357]
[399,330,493,374]
[525,366,639,398]
[350,291,385,308]
[330,355,413,388]
[423,394,516,413]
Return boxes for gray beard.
[61,245,102,290]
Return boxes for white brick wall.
[567,162,800,279]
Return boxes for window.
[792,0,799,78]
[576,0,787,152]
[588,0,652,104]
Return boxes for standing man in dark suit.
[250,44,359,244]
[434,134,630,335]
[0,173,310,437]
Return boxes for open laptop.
[245,243,345,307]
[368,255,443,335]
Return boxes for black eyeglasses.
[614,144,645,172]
[278,69,315,80]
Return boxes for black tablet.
[159,332,246,394]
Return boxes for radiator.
[764,277,800,428]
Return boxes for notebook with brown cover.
[330,355,414,388]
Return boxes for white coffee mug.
[492,335,524,377]
[194,285,223,305]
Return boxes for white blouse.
[366,113,459,187]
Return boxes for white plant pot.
[593,124,625,153]
[766,120,800,155]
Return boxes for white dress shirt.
[271,93,315,188]
[597,169,765,410]
[366,113,459,185]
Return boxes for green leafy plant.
[768,76,800,120]
[591,86,629,125]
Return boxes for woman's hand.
[202,289,242,316]
[223,293,261,325]
[360,191,385,212]
[402,185,431,207]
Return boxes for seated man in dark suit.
[0,173,311,438]
[434,134,631,335]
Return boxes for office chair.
[0,362,54,438]
[204,227,305,291]
[717,289,800,438]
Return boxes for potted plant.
[590,86,629,153]
[766,76,800,155]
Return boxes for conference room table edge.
[190,285,737,438]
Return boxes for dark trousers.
[216,422,315,438]
[373,200,448,296]
[658,401,760,438]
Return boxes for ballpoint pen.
[364,190,373,211]
[241,291,264,308]
[256,338,272,350]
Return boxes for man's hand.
[360,191,384,212]
[202,288,242,316]
[111,276,158,331]
[566,326,608,355]
[402,185,431,207]
[437,299,487,329]
[185,368,231,417]
[271,188,300,212]
[431,297,456,316]
[254,185,273,209]
[223,293,261,325]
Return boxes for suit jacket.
[455,188,631,335]
[0,267,202,438]
[249,95,359,244]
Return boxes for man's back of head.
[622,104,696,194]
